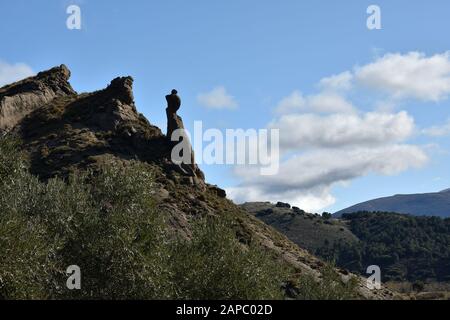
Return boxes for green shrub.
[0,135,361,300]
[44,165,171,300]
[0,136,27,180]
[0,136,171,299]
[169,217,287,300]
[0,207,51,299]
[293,263,360,300]
[0,136,288,300]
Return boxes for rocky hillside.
[334,189,450,218]
[0,65,397,300]
[242,201,450,286]
[241,202,359,254]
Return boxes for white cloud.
[373,99,398,113]
[271,111,415,151]
[355,52,450,101]
[233,145,427,192]
[275,90,305,114]
[227,51,450,212]
[0,60,34,87]
[197,86,238,109]
[319,71,353,91]
[228,185,336,213]
[307,92,356,114]
[228,145,428,212]
[275,91,355,114]
[422,119,450,137]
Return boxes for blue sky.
[1,0,450,212]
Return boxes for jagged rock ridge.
[0,65,75,134]
[3,65,203,183]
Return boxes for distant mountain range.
[334,189,450,218]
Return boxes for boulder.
[209,185,227,198]
[276,202,291,208]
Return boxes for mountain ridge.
[334,189,450,218]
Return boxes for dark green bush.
[0,136,27,179]
[169,217,287,300]
[1,136,363,300]
[0,154,171,299]
[0,136,289,300]
[293,263,360,300]
[322,212,450,282]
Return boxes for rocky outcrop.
[166,109,185,139]
[165,90,181,138]
[63,76,145,133]
[2,65,205,186]
[165,90,204,182]
[0,65,75,134]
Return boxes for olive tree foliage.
[0,136,291,300]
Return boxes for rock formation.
[165,89,182,138]
[165,89,204,182]
[0,65,75,134]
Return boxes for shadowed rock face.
[165,90,204,181]
[0,65,75,133]
[1,65,205,184]
[165,91,181,138]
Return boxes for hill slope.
[334,190,450,218]
[242,202,450,284]
[0,65,397,300]
[241,202,359,254]
[335,212,450,283]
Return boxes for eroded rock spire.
[165,89,204,182]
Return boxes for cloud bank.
[355,52,450,101]
[227,52,442,212]
[0,60,34,87]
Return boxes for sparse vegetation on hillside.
[244,201,450,290]
[0,136,360,300]
[241,202,359,255]
[0,136,289,299]
[170,218,287,300]
[291,263,360,300]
